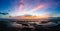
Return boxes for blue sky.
[0,0,60,18]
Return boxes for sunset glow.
[10,0,50,19]
[29,4,45,13]
[0,0,60,18]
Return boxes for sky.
[0,0,60,18]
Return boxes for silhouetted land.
[0,17,60,31]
